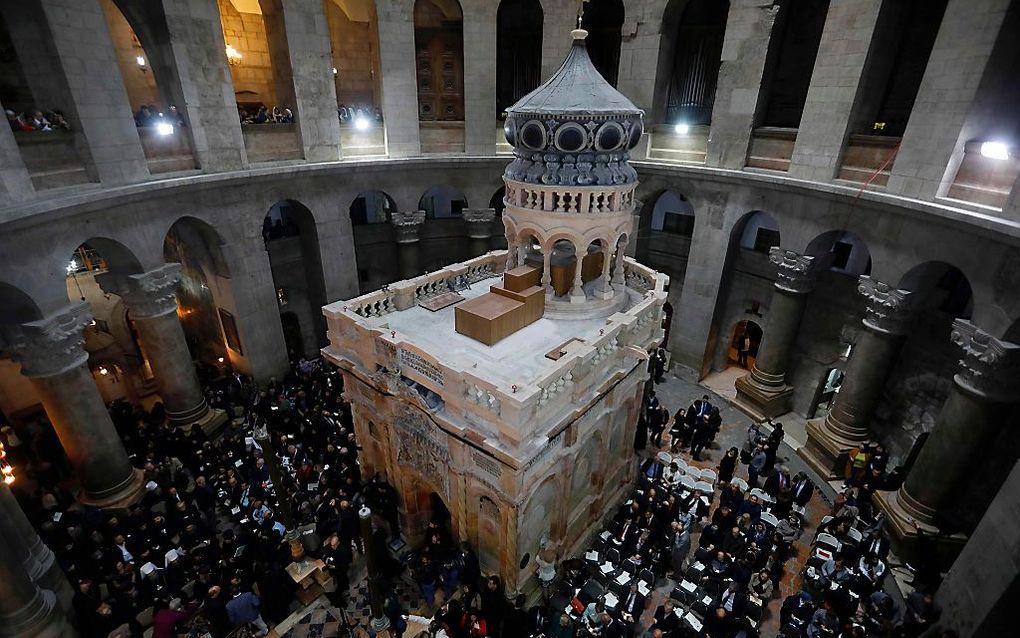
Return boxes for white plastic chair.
[700,469,717,484]
[681,475,697,492]
[760,511,780,529]
[694,480,713,495]
[731,477,749,491]
[847,527,864,544]
[657,451,673,465]
[815,533,842,557]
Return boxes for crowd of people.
[239,104,295,125]
[338,104,383,124]
[133,104,186,129]
[6,107,72,132]
[5,357,398,637]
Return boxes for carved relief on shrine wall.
[394,405,452,499]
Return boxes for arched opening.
[728,319,762,370]
[757,0,830,128]
[581,0,625,87]
[476,495,501,575]
[163,217,236,372]
[350,190,397,225]
[0,3,94,188]
[324,0,382,115]
[64,240,153,405]
[262,200,328,359]
[701,211,782,383]
[496,0,543,117]
[489,186,507,217]
[659,0,730,127]
[639,191,697,306]
[216,0,293,120]
[872,262,974,467]
[419,185,468,219]
[661,300,674,347]
[413,0,464,125]
[805,230,872,276]
[650,190,695,236]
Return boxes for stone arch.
[898,261,974,319]
[649,190,696,235]
[519,474,561,562]
[805,230,873,277]
[490,186,507,217]
[324,0,383,112]
[419,184,468,219]
[737,211,781,252]
[0,282,43,325]
[65,237,144,278]
[414,0,465,123]
[350,190,398,225]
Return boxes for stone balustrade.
[323,251,668,449]
[504,180,637,215]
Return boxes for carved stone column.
[876,320,1020,536]
[734,248,815,418]
[611,240,627,287]
[801,276,913,478]
[97,265,225,434]
[4,304,143,508]
[0,530,73,638]
[391,210,426,280]
[462,208,496,258]
[541,249,553,297]
[569,241,586,304]
[0,484,73,614]
[597,245,614,300]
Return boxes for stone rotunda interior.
[0,1,1018,638]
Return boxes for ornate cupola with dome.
[502,28,644,318]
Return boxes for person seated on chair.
[646,601,678,638]
[617,583,646,633]
[820,556,852,589]
[780,591,815,628]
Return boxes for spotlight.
[332,67,338,76]
[218,357,225,364]
[980,141,1009,161]
[136,56,146,67]
[354,115,370,131]
[156,122,174,136]
[98,366,109,376]
[674,123,689,135]
[66,260,77,274]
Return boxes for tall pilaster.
[97,265,226,434]
[391,210,426,280]
[787,0,884,181]
[800,276,913,478]
[463,208,496,257]
[0,484,73,614]
[4,304,143,508]
[885,0,1012,200]
[876,320,1020,536]
[37,0,150,185]
[704,0,780,169]
[462,0,497,154]
[734,248,815,418]
[278,0,343,161]
[375,0,421,157]
[0,532,73,638]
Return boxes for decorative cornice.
[390,210,426,244]
[96,264,182,319]
[949,319,1020,402]
[3,303,92,378]
[769,247,815,294]
[858,275,913,335]
[462,208,496,239]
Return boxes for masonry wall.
[218,0,277,107]
[324,0,380,109]
[99,0,160,111]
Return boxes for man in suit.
[647,600,679,637]
[617,583,646,635]
[861,529,889,561]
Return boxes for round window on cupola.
[521,120,547,150]
[555,122,588,152]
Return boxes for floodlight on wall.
[225,44,243,66]
[354,115,370,131]
[66,260,77,274]
[979,141,1010,161]
[156,122,174,136]
[674,123,689,136]
[136,56,146,67]
[332,67,338,76]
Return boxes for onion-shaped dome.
[503,29,644,187]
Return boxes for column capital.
[391,210,426,244]
[462,208,496,239]
[769,247,815,294]
[950,319,1020,402]
[2,303,91,378]
[858,275,914,335]
[96,264,182,319]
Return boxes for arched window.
[664,0,729,127]
[650,191,695,236]
[496,0,543,117]
[581,0,624,87]
[324,0,383,114]
[738,211,780,253]
[350,191,397,225]
[419,185,468,219]
[758,0,830,128]
[413,0,464,122]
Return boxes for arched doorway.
[496,0,543,116]
[728,319,762,370]
[757,0,830,128]
[262,200,328,359]
[350,190,397,225]
[419,185,468,218]
[280,311,303,361]
[413,0,464,122]
[658,0,730,126]
[581,0,624,87]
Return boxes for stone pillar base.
[79,468,145,510]
[871,489,967,570]
[733,373,793,420]
[798,417,859,480]
[192,408,228,437]
[4,590,74,638]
